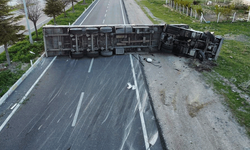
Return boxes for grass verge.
[137,0,250,136]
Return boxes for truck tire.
[196,50,205,61]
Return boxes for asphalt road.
[80,0,128,25]
[0,0,165,149]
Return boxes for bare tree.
[61,0,70,17]
[18,0,42,38]
[70,0,78,12]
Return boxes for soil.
[123,0,250,149]
[0,62,29,73]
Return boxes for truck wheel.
[196,50,205,61]
[71,52,84,58]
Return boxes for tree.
[70,0,78,12]
[43,0,64,25]
[17,0,42,38]
[0,0,25,65]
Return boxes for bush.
[195,6,203,16]
[234,4,249,10]
[6,40,44,63]
[179,0,191,8]
[0,69,24,97]
[193,0,200,5]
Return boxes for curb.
[0,53,45,106]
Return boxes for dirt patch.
[224,34,250,42]
[0,62,29,73]
[187,100,213,117]
[188,59,218,72]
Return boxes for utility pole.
[22,0,33,44]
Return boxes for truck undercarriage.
[43,24,223,61]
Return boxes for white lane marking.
[120,0,126,24]
[57,119,61,123]
[129,54,150,150]
[0,56,57,132]
[10,103,17,110]
[45,114,51,120]
[103,19,105,24]
[106,9,108,12]
[88,58,94,73]
[38,125,42,130]
[70,113,73,118]
[80,0,100,24]
[72,92,84,127]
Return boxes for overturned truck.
[43,24,223,61]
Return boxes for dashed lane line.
[88,58,94,73]
[72,92,84,127]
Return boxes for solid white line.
[88,58,94,73]
[103,19,105,24]
[38,125,42,130]
[0,56,57,132]
[80,0,100,25]
[129,54,149,150]
[120,0,126,24]
[72,92,84,127]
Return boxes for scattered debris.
[127,83,136,90]
[146,58,153,63]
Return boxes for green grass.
[138,0,250,136]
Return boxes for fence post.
[195,10,197,19]
[166,0,168,5]
[200,13,203,23]
[176,3,178,10]
[190,8,193,17]
[217,12,221,23]
[186,7,188,16]
[232,12,236,22]
[183,6,184,14]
